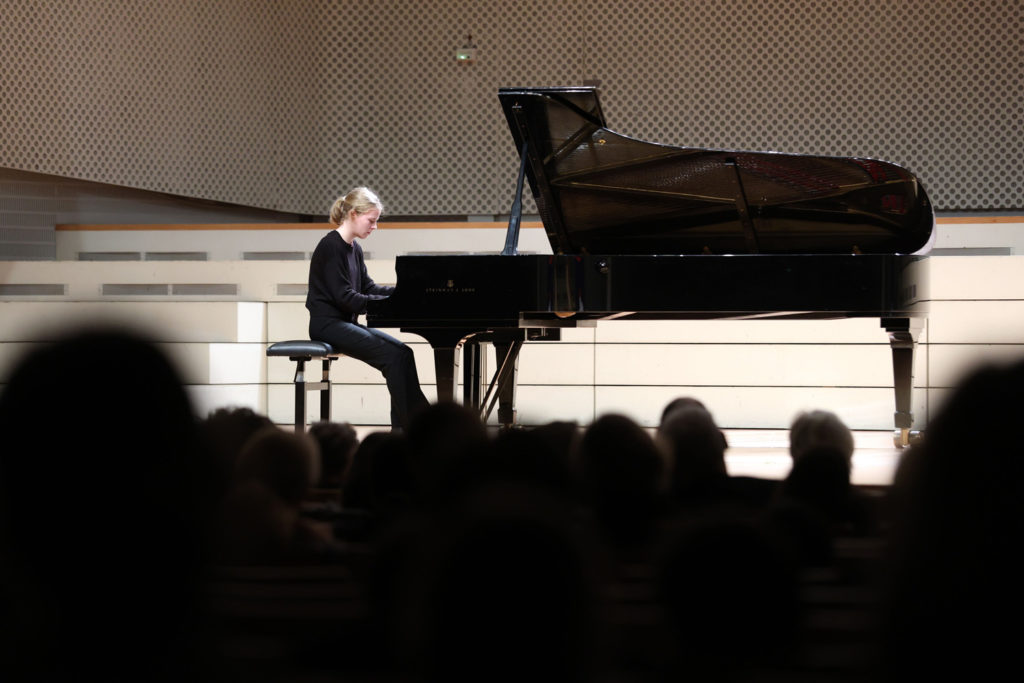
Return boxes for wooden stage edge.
[56,221,545,231]
[55,216,1022,231]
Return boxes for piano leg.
[407,328,470,405]
[462,340,486,409]
[432,345,460,403]
[434,336,520,427]
[413,328,555,426]
[883,317,923,448]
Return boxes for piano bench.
[266,340,342,433]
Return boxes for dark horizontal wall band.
[0,284,65,295]
[145,252,208,261]
[171,284,238,296]
[102,284,169,295]
[79,252,143,261]
[244,251,306,260]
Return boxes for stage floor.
[350,427,908,488]
[720,429,907,487]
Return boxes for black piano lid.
[499,86,935,257]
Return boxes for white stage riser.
[3,256,1023,430]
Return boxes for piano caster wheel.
[893,429,923,448]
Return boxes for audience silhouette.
[789,409,856,463]
[768,444,855,567]
[657,400,776,516]
[215,425,346,565]
[199,405,276,503]
[397,481,599,683]
[333,430,415,544]
[770,411,880,568]
[657,515,800,681]
[308,419,359,490]
[877,359,1024,680]
[403,400,491,510]
[3,323,1013,682]
[657,403,731,509]
[574,413,669,561]
[0,326,216,681]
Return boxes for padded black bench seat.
[266,340,341,432]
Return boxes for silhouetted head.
[789,410,854,464]
[0,325,209,551]
[308,420,359,488]
[531,420,580,462]
[659,395,709,427]
[657,405,729,501]
[574,414,668,549]
[576,413,667,505]
[198,405,275,497]
[233,426,319,507]
[405,401,489,507]
[0,325,211,678]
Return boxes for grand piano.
[368,86,933,446]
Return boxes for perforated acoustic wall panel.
[1,0,320,211]
[1,0,1020,218]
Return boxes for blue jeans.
[310,317,429,429]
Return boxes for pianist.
[306,187,429,430]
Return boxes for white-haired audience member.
[788,409,855,463]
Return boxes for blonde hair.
[329,187,383,226]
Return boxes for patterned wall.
[2,0,1020,218]
[1,0,319,211]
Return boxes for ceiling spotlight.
[456,35,477,65]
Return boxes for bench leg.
[286,356,334,432]
[293,358,308,433]
[319,358,333,422]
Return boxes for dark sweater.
[306,230,393,323]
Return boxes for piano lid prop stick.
[551,254,581,319]
[726,157,761,254]
[501,142,530,256]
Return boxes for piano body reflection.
[368,86,933,446]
